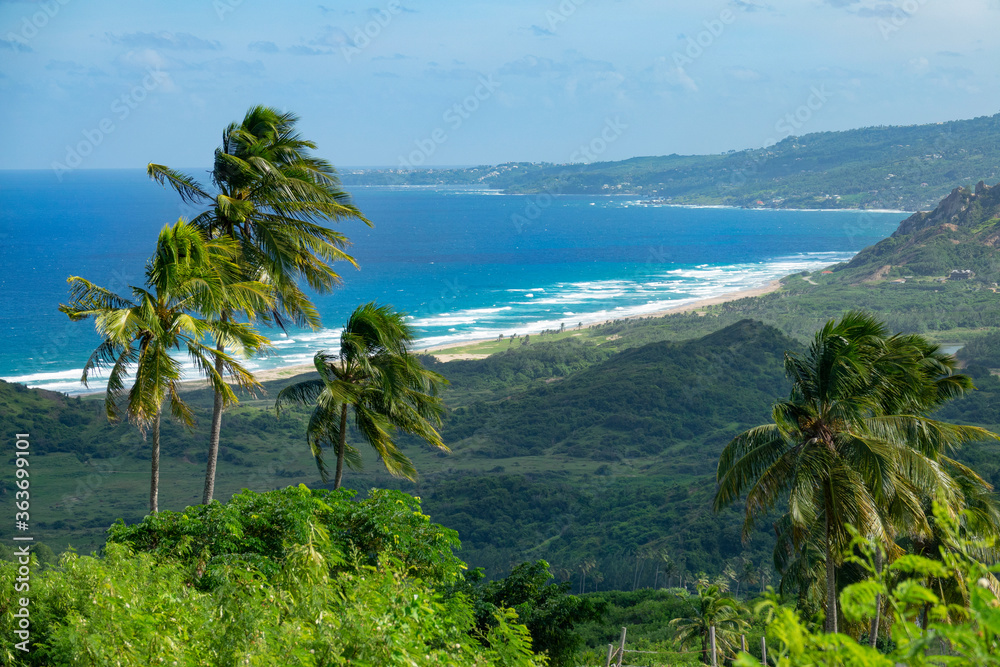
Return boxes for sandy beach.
[86,279,786,389]
[423,279,782,362]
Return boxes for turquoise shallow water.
[0,170,906,394]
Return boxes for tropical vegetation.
[147,105,371,504]
[715,310,1000,633]
[58,220,272,512]
[275,302,449,488]
[23,109,1000,664]
[0,486,547,666]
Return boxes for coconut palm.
[275,302,448,489]
[60,220,272,512]
[714,311,996,633]
[148,105,371,504]
[670,583,748,665]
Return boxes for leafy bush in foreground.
[0,486,544,667]
[738,500,1000,666]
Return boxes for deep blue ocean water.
[0,170,907,394]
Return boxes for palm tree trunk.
[334,403,348,489]
[150,407,161,513]
[825,509,838,634]
[869,547,882,647]
[202,338,226,504]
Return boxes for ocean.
[0,169,906,394]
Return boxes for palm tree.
[275,302,448,489]
[714,311,996,633]
[670,583,749,665]
[148,105,371,504]
[60,220,273,512]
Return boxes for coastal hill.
[835,180,1000,283]
[0,320,796,582]
[343,112,1000,211]
[5,180,1000,589]
[437,319,793,461]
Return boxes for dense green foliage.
[106,485,466,587]
[442,320,795,459]
[0,486,546,666]
[344,113,1000,210]
[457,560,605,667]
[736,502,1000,666]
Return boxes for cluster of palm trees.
[670,582,748,666]
[715,311,1000,638]
[61,106,447,513]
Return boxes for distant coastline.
[350,184,914,214]
[250,278,784,380]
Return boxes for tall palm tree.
[714,311,996,633]
[60,220,273,512]
[275,302,448,489]
[147,105,371,504]
[670,583,749,664]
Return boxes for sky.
[1,0,999,171]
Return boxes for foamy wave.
[3,368,86,384]
[8,250,864,395]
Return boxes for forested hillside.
[837,179,1000,282]
[6,179,1000,592]
[343,112,1000,211]
[7,312,1000,588]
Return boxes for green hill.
[439,319,794,460]
[7,181,1000,590]
[344,112,1000,211]
[836,180,1000,283]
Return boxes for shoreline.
[52,277,786,392]
[348,186,913,214]
[252,279,785,376]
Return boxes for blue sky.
[1,0,998,170]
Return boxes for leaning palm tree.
[148,105,371,504]
[275,302,448,489]
[670,583,748,665]
[714,311,996,633]
[60,220,273,512]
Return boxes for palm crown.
[276,302,449,489]
[148,105,370,328]
[714,310,997,632]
